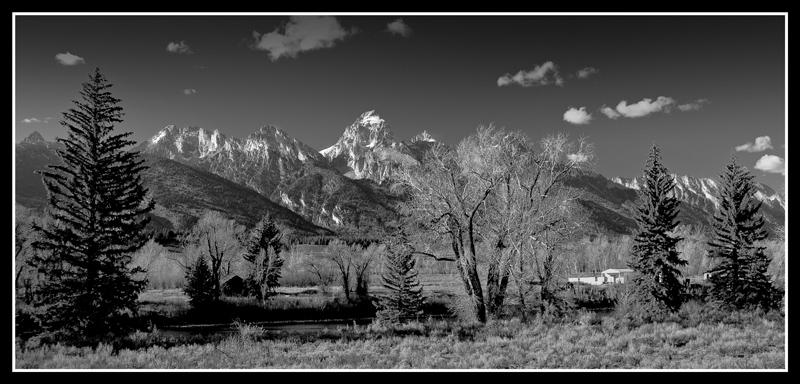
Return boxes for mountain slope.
[14,132,331,235]
[140,155,333,234]
[270,164,401,233]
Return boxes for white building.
[568,268,635,285]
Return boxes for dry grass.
[15,313,785,369]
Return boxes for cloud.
[735,136,773,152]
[386,18,412,37]
[575,67,598,79]
[497,61,563,87]
[677,98,710,111]
[251,16,355,61]
[55,52,85,66]
[183,89,197,95]
[563,107,593,125]
[613,96,675,118]
[21,118,42,123]
[166,41,193,54]
[567,153,589,163]
[754,155,786,175]
[600,105,621,119]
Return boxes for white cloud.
[576,67,598,79]
[166,41,193,54]
[55,52,85,66]
[567,153,589,163]
[183,89,197,95]
[251,16,355,61]
[386,18,412,37]
[600,105,621,119]
[21,118,42,123]
[497,61,563,87]
[677,98,710,111]
[754,155,785,175]
[614,96,675,118]
[563,107,593,125]
[735,136,773,152]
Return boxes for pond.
[157,318,377,338]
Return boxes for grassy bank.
[15,311,784,369]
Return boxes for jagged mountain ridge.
[14,132,331,235]
[608,174,785,234]
[135,124,326,196]
[135,113,434,231]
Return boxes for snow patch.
[150,130,167,144]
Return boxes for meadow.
[14,233,786,370]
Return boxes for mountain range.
[14,111,785,238]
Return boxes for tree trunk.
[486,251,511,320]
[453,248,486,323]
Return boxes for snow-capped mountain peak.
[411,130,436,143]
[21,131,46,145]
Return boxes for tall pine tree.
[31,68,154,339]
[707,157,782,311]
[628,144,686,315]
[378,230,424,323]
[242,214,284,303]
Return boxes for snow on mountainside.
[320,110,435,183]
[610,174,785,211]
[609,174,785,234]
[137,124,325,196]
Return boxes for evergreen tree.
[628,144,686,315]
[30,68,154,339]
[378,230,424,323]
[184,254,216,308]
[707,157,782,311]
[242,214,284,303]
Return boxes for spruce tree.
[707,157,782,311]
[30,68,154,339]
[184,254,216,308]
[628,144,686,315]
[378,230,424,323]
[242,214,284,303]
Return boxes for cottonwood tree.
[354,243,382,299]
[320,240,376,303]
[628,145,686,315]
[502,133,592,319]
[173,211,245,302]
[30,68,154,338]
[395,125,593,322]
[242,214,285,304]
[707,157,782,311]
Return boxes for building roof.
[602,268,634,274]
[221,274,244,285]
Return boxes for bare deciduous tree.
[171,211,245,301]
[395,125,593,322]
[319,240,376,303]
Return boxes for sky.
[13,13,787,191]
